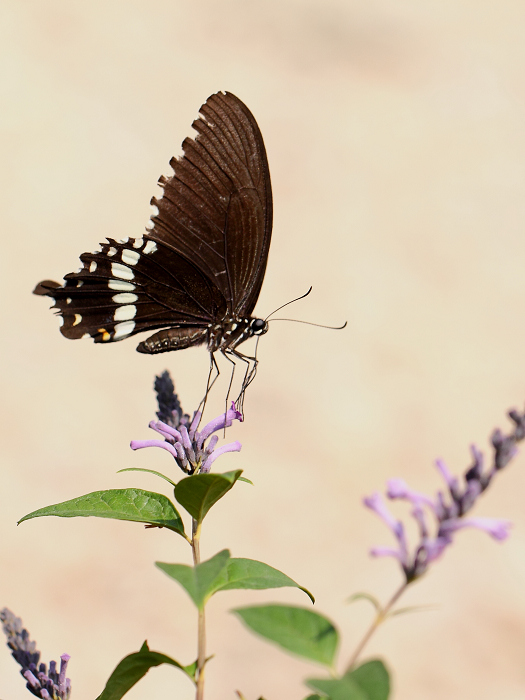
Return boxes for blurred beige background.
[2,1,525,698]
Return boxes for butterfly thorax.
[207,316,268,353]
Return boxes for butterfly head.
[249,318,268,337]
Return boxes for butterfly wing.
[35,91,272,348]
[34,236,225,344]
[149,91,273,317]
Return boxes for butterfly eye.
[251,318,268,335]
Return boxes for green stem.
[344,581,408,673]
[192,518,206,700]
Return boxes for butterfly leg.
[222,347,258,417]
[220,348,240,423]
[197,352,220,416]
[236,351,259,415]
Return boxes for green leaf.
[117,467,177,487]
[182,660,198,680]
[232,604,338,667]
[18,489,186,537]
[211,558,314,603]
[95,640,193,700]
[237,477,253,484]
[175,470,242,522]
[307,677,366,700]
[387,604,438,618]
[303,696,324,700]
[156,549,231,610]
[308,660,391,700]
[347,592,381,612]
[345,660,390,700]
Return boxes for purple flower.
[131,371,243,474]
[364,492,450,581]
[131,403,243,474]
[364,406,524,582]
[0,608,71,699]
[439,516,511,541]
[154,370,187,427]
[364,493,410,570]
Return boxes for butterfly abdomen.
[136,327,208,354]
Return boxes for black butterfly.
[35,92,272,400]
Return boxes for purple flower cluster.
[131,370,243,474]
[0,608,71,700]
[131,403,243,474]
[364,407,525,582]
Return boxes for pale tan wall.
[1,1,525,698]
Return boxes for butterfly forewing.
[35,91,272,356]
[148,91,272,317]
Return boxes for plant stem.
[192,518,206,700]
[344,581,408,673]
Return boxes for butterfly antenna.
[264,287,313,322]
[268,319,347,330]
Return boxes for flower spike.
[0,608,71,699]
[365,405,525,582]
[131,372,243,474]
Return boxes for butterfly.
[34,92,273,404]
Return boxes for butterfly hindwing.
[42,236,224,344]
